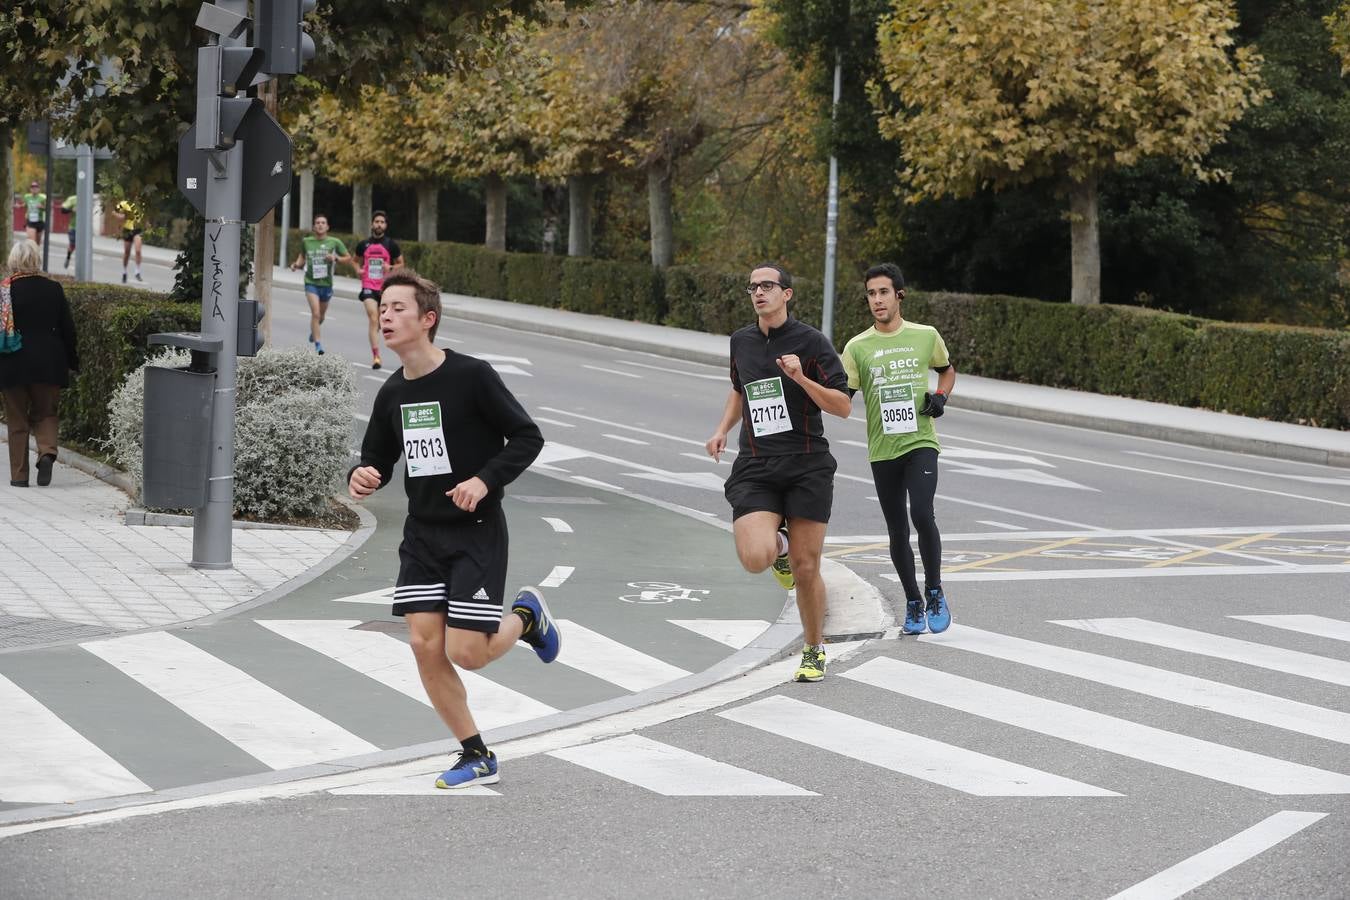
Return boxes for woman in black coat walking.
[1,239,79,487]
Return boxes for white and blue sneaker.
[925,586,951,633]
[435,750,499,789]
[513,586,561,663]
[902,598,927,635]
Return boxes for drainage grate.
[0,614,118,650]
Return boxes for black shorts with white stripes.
[392,508,509,634]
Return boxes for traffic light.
[196,45,263,150]
[237,299,265,356]
[257,0,317,76]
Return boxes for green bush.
[505,251,566,308]
[106,348,357,518]
[62,283,201,447]
[560,258,665,322]
[663,265,748,334]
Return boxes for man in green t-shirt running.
[22,182,47,244]
[841,263,957,636]
[289,213,351,355]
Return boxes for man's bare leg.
[731,510,782,573]
[785,517,828,646]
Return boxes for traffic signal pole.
[194,140,244,568]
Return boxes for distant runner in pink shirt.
[351,210,404,370]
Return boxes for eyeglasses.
[746,281,783,295]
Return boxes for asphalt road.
[1,254,1345,899]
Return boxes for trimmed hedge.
[62,283,201,447]
[505,251,565,307]
[561,258,665,323]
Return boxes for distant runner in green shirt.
[22,182,47,243]
[841,262,956,636]
[288,213,351,355]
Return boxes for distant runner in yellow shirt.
[118,200,144,283]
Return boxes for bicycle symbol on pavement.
[619,582,711,604]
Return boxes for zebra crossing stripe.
[547,734,816,796]
[1229,614,1350,644]
[921,625,1350,745]
[554,620,690,691]
[841,657,1350,795]
[1051,618,1350,688]
[0,672,152,804]
[667,619,771,650]
[80,632,378,769]
[1107,810,1327,900]
[329,588,395,605]
[255,620,557,730]
[719,695,1118,797]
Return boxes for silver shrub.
[106,348,357,519]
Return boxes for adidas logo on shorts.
[472,587,490,600]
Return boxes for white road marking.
[540,566,574,588]
[555,620,690,691]
[572,475,625,491]
[329,587,395,604]
[581,364,641,378]
[489,364,532,377]
[352,413,369,422]
[433,335,465,345]
[829,523,1350,543]
[624,471,727,492]
[362,374,386,383]
[537,407,705,448]
[937,494,1105,530]
[720,695,1118,797]
[474,353,531,365]
[548,734,815,796]
[1124,450,1350,486]
[80,632,378,769]
[667,619,770,649]
[841,657,1350,794]
[838,439,869,448]
[922,625,1350,744]
[681,451,732,464]
[1053,618,1350,687]
[1230,614,1350,644]
[1107,811,1327,900]
[256,620,557,729]
[541,517,573,533]
[913,564,1350,583]
[0,643,870,836]
[603,433,649,445]
[976,520,1027,531]
[0,673,152,804]
[942,446,1056,467]
[944,432,1350,510]
[533,416,576,429]
[611,359,727,381]
[943,460,1097,491]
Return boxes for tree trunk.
[416,182,438,242]
[0,126,12,253]
[1069,173,1101,305]
[647,164,674,268]
[484,173,506,251]
[567,173,597,257]
[352,182,372,234]
[298,168,314,230]
[253,80,278,348]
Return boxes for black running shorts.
[723,452,837,524]
[392,508,509,633]
[359,287,382,303]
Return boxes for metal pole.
[75,145,94,281]
[279,189,290,270]
[821,51,842,345]
[192,141,243,569]
[42,149,54,272]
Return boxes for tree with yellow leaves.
[873,0,1267,304]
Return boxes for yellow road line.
[1144,532,1276,569]
[824,542,890,559]
[945,536,1090,572]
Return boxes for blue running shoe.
[925,586,951,633]
[512,586,561,663]
[435,750,499,789]
[902,599,927,635]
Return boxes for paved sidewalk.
[0,444,359,651]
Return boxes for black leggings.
[870,447,942,603]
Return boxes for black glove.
[920,391,947,418]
